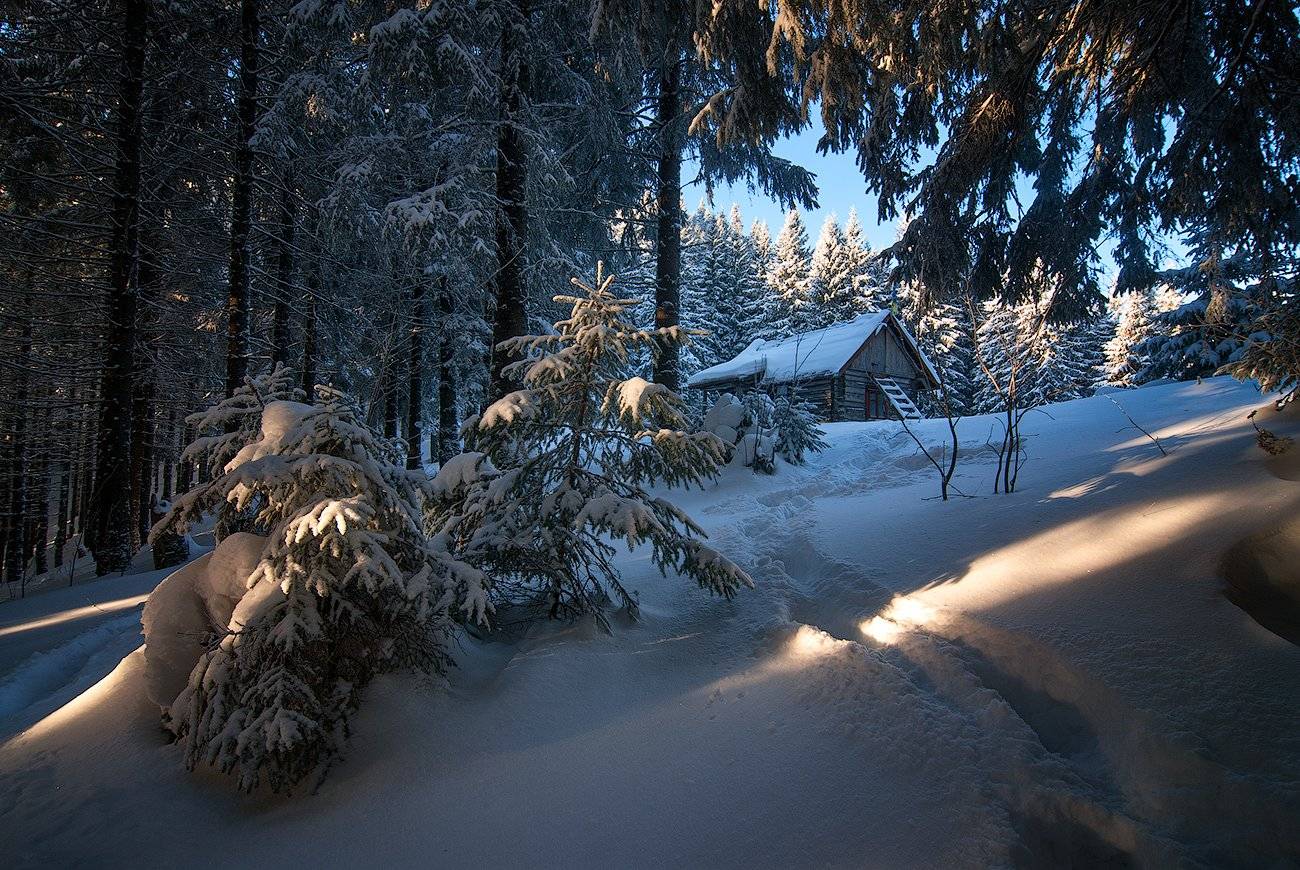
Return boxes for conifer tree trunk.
[177,421,196,494]
[160,406,176,501]
[225,0,260,397]
[301,244,319,397]
[437,276,458,464]
[53,459,69,570]
[0,423,11,587]
[406,280,426,470]
[28,433,50,580]
[65,386,83,544]
[91,0,148,576]
[272,166,295,368]
[3,281,32,586]
[653,49,684,391]
[132,237,161,549]
[489,0,530,401]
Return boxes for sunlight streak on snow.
[789,624,847,658]
[21,646,144,742]
[924,492,1233,613]
[0,594,148,639]
[861,596,936,645]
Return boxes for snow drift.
[140,532,268,711]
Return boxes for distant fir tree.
[1029,317,1108,405]
[1140,256,1264,382]
[809,214,857,326]
[724,205,767,351]
[903,292,977,416]
[1105,289,1156,386]
[680,205,760,377]
[428,264,752,627]
[844,208,888,312]
[767,209,813,334]
[751,219,774,272]
[974,302,1052,414]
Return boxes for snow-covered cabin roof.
[686,310,940,389]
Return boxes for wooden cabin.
[686,311,941,422]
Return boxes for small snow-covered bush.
[150,385,475,792]
[701,390,825,472]
[770,395,827,464]
[427,263,752,627]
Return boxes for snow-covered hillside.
[1,377,1297,868]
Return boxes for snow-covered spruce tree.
[1105,289,1156,386]
[769,395,827,464]
[767,208,814,334]
[844,208,889,312]
[1227,277,1299,405]
[902,286,977,416]
[1139,257,1263,383]
[151,386,476,793]
[428,264,752,626]
[184,364,305,479]
[810,214,856,327]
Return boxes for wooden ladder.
[873,377,923,420]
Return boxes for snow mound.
[1223,516,1300,644]
[140,532,268,711]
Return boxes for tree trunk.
[54,460,69,570]
[437,276,458,464]
[225,0,260,398]
[160,406,177,501]
[28,438,51,580]
[302,270,318,398]
[383,363,399,440]
[653,49,684,391]
[177,421,196,494]
[488,0,530,401]
[406,280,426,470]
[272,164,295,369]
[132,237,161,549]
[91,0,148,576]
[3,280,32,586]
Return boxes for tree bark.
[131,236,161,549]
[653,49,684,391]
[272,164,295,369]
[406,280,426,470]
[301,261,319,398]
[53,459,69,570]
[225,0,260,397]
[91,0,148,576]
[437,276,458,464]
[3,280,32,586]
[28,432,50,581]
[488,0,530,401]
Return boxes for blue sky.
[684,120,1187,287]
[685,123,902,252]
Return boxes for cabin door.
[865,384,887,419]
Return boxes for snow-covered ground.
[1,377,1297,867]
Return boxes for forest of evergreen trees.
[2,0,1296,596]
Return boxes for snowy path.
[1,378,1298,867]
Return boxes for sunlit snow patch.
[860,596,936,645]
